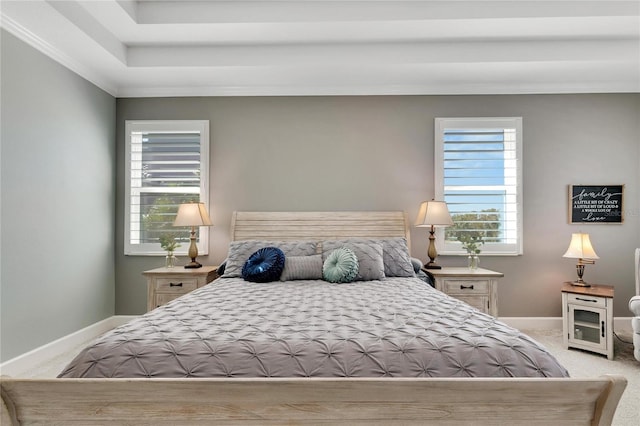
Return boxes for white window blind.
[435,117,523,256]
[125,120,209,255]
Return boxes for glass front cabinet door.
[567,304,607,352]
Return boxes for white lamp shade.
[563,233,599,259]
[415,200,454,227]
[173,203,213,227]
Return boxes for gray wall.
[116,94,639,318]
[1,31,116,362]
[2,28,636,364]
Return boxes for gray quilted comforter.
[59,277,569,378]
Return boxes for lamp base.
[423,262,442,270]
[184,229,202,269]
[566,280,591,287]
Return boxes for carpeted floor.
[522,329,639,426]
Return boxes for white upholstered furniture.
[0,212,628,425]
[629,248,640,361]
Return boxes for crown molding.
[116,81,638,98]
[1,12,117,97]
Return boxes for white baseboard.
[499,316,633,332]
[499,317,562,330]
[0,315,137,377]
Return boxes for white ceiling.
[2,0,639,97]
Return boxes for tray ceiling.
[1,0,638,97]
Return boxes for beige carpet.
[522,329,639,426]
[15,328,640,425]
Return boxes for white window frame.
[435,117,523,256]
[124,120,210,256]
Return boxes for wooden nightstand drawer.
[442,279,489,294]
[155,293,184,308]
[456,295,489,313]
[566,292,607,308]
[155,277,198,293]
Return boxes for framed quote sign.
[568,184,624,224]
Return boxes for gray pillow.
[223,240,318,277]
[325,238,415,277]
[322,241,385,281]
[280,255,324,281]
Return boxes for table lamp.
[415,200,454,269]
[563,233,599,286]
[173,202,212,268]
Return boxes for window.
[125,120,209,255]
[435,117,523,256]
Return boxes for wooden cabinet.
[426,267,504,316]
[562,283,614,359]
[143,266,218,312]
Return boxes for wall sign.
[568,185,624,224]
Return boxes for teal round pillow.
[323,247,359,283]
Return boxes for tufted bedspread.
[59,277,569,378]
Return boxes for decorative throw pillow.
[322,241,385,281]
[280,255,324,281]
[223,240,318,277]
[241,247,286,283]
[378,238,415,277]
[323,248,359,283]
[329,238,414,277]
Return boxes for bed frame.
[1,211,627,425]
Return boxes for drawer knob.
[576,297,597,303]
[169,282,183,287]
[460,284,474,290]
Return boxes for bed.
[1,211,627,424]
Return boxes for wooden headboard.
[231,211,410,251]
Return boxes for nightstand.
[426,267,504,316]
[143,265,219,312]
[562,283,614,359]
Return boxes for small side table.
[426,267,504,317]
[561,282,614,359]
[143,265,219,312]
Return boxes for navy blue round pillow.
[241,247,285,283]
